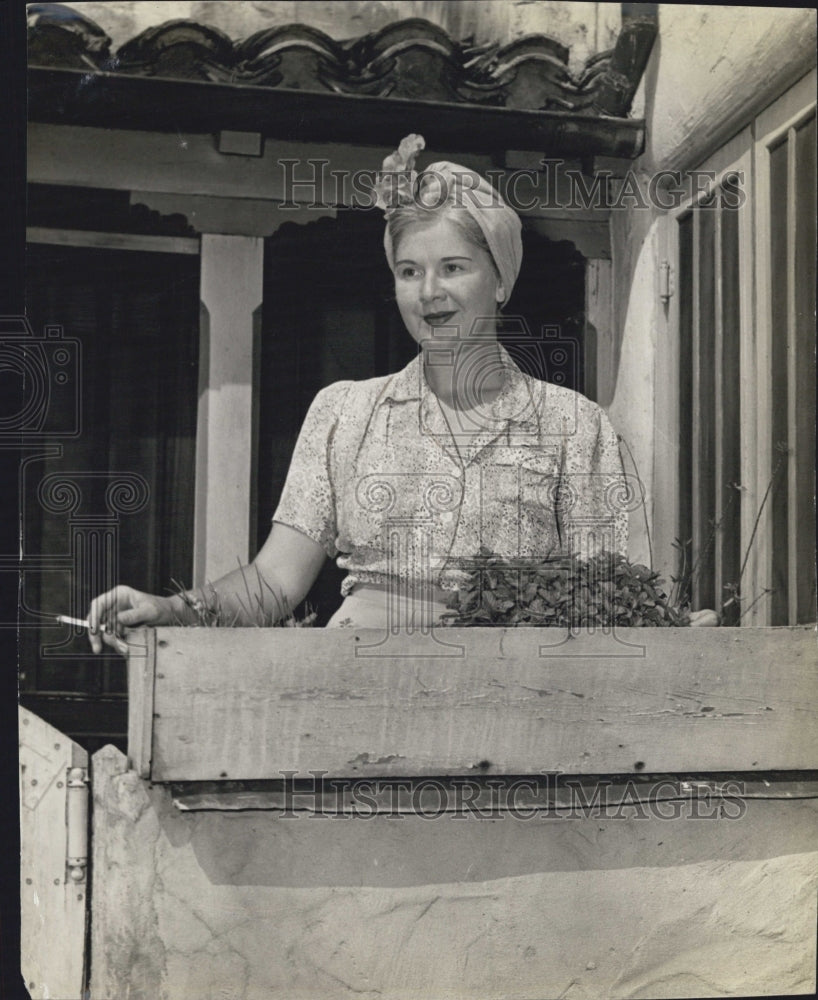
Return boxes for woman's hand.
[87,585,176,654]
[689,609,720,627]
[84,525,326,652]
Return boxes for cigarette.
[56,615,109,632]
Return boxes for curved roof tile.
[28,7,656,117]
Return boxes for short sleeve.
[272,381,353,559]
[557,401,629,559]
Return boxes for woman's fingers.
[88,585,131,633]
[87,586,171,654]
[117,597,170,628]
[88,586,127,653]
[89,628,103,655]
[116,606,149,628]
[99,628,130,656]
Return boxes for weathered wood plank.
[19,707,88,999]
[28,67,646,159]
[26,225,199,254]
[171,775,818,815]
[142,626,818,782]
[127,628,155,779]
[29,123,610,224]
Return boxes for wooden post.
[585,259,613,407]
[194,234,263,585]
[126,628,155,779]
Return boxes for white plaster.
[645,5,817,171]
[93,755,818,1000]
[608,204,659,569]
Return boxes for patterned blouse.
[273,347,630,598]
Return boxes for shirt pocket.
[477,450,562,557]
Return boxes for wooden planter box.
[127,625,818,782]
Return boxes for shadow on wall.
[117,776,818,889]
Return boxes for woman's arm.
[87,523,327,654]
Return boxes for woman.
[88,135,629,651]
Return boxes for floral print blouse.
[273,347,630,598]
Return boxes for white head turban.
[380,140,523,306]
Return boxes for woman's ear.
[495,284,505,303]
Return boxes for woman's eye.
[398,266,420,280]
[443,262,464,274]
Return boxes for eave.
[28,65,646,160]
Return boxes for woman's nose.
[420,269,443,302]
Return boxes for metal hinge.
[66,767,89,884]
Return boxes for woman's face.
[393,216,503,348]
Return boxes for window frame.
[662,129,755,621]
[752,71,817,625]
[660,68,817,625]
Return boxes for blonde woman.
[89,135,629,647]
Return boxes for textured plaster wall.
[643,4,817,173]
[606,209,658,568]
[608,4,817,578]
[90,745,818,999]
[68,1,620,74]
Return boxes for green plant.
[443,548,691,628]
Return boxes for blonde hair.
[387,202,499,280]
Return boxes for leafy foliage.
[443,549,691,628]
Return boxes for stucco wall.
[90,744,818,999]
[643,5,817,173]
[67,1,620,74]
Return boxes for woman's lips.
[423,311,456,326]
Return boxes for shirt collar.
[384,344,541,426]
[380,344,543,463]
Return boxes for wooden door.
[20,707,89,999]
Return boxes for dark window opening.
[20,243,199,754]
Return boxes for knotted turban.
[378,135,523,305]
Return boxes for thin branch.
[738,451,787,586]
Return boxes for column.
[194,234,263,585]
